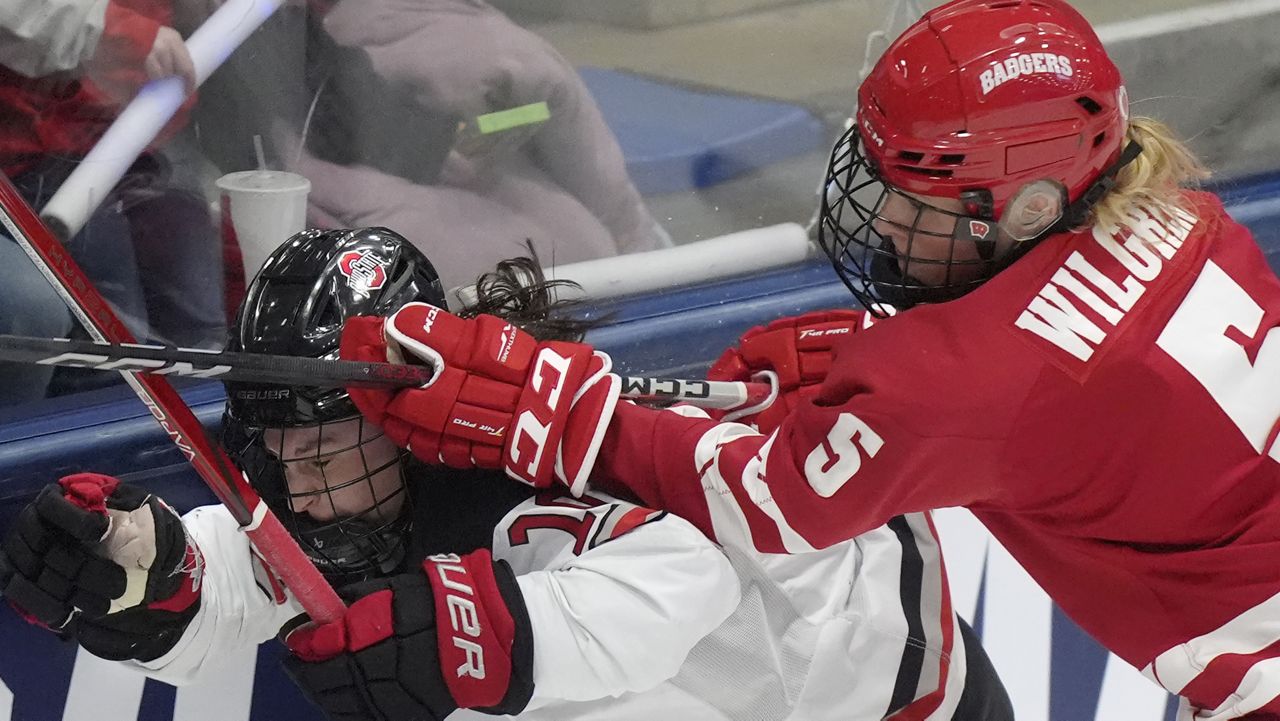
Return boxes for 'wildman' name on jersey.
[1013,204,1198,365]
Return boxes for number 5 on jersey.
[804,412,885,497]
[1157,260,1280,460]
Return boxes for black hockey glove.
[283,549,534,721]
[0,473,202,661]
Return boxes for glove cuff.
[556,352,620,496]
[77,596,202,662]
[423,551,533,712]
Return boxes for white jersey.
[127,488,739,705]
[127,487,968,720]
[463,511,968,721]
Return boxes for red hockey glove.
[0,473,202,661]
[708,310,874,433]
[283,550,534,721]
[341,303,619,494]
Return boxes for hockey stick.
[0,333,774,411]
[0,174,345,624]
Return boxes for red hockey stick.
[0,174,345,624]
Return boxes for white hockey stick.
[40,0,286,239]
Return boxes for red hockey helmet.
[819,0,1133,313]
[861,0,1126,215]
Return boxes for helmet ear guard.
[952,181,1067,261]
[961,138,1143,241]
[997,180,1067,242]
[948,140,1140,266]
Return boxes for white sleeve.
[123,504,304,686]
[494,492,741,708]
[0,0,109,77]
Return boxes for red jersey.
[595,191,1280,719]
[0,0,187,177]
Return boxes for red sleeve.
[91,1,194,136]
[593,306,1032,554]
[96,2,162,72]
[592,402,724,540]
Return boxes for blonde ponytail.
[1091,117,1210,229]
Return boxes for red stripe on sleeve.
[1179,638,1280,714]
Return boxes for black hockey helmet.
[220,227,445,583]
[225,226,445,425]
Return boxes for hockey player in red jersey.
[334,1,1280,718]
[0,228,1012,720]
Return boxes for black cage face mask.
[817,125,1008,315]
[222,413,412,584]
[818,125,1145,317]
[219,227,450,583]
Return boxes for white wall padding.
[451,222,817,306]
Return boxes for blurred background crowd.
[1,0,1278,409]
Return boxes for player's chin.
[301,510,341,524]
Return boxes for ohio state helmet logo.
[338,250,388,296]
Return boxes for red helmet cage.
[857,0,1128,219]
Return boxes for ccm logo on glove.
[341,303,619,493]
[422,305,441,334]
[509,348,574,484]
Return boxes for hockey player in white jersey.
[0,227,1010,720]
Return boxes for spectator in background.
[307,0,670,291]
[196,0,669,294]
[0,243,72,407]
[0,0,226,404]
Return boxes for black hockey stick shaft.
[0,333,773,409]
[0,174,346,624]
[0,333,436,387]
